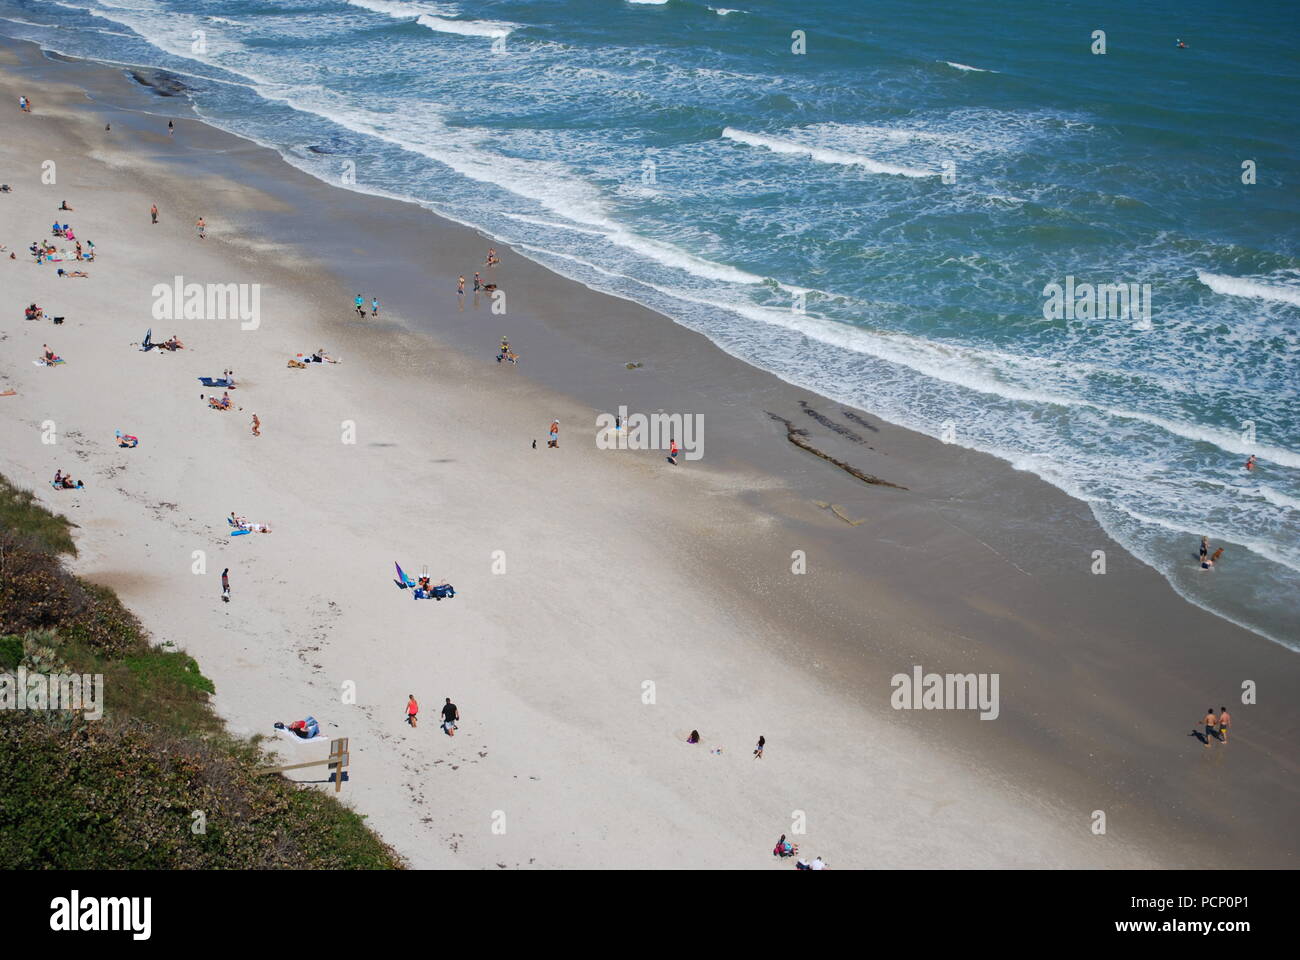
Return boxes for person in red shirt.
[406,695,419,729]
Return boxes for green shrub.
[0,635,21,670]
[0,479,76,555]
[0,470,402,869]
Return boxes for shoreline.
[1,37,1296,868]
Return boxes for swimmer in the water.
[1244,454,1256,471]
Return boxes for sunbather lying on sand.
[227,513,270,533]
[162,335,183,350]
[56,268,88,278]
[207,392,232,410]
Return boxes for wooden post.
[255,735,350,793]
[329,737,349,793]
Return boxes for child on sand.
[251,414,260,437]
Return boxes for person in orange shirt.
[406,695,419,729]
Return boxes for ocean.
[2,0,1297,647]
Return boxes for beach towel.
[276,727,329,744]
[33,359,65,366]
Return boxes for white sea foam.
[721,127,936,178]
[253,87,764,284]
[346,0,459,17]
[1257,485,1300,512]
[1196,270,1300,307]
[415,15,515,38]
[942,61,994,72]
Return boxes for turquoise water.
[2,0,1297,646]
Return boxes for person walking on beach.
[251,413,260,437]
[667,439,679,465]
[1202,708,1219,747]
[457,275,465,296]
[150,203,158,224]
[354,294,365,318]
[753,735,765,759]
[221,567,230,603]
[473,272,482,292]
[371,297,380,318]
[1218,707,1232,744]
[406,694,419,728]
[196,216,206,240]
[441,697,459,736]
[168,119,174,137]
[548,419,559,448]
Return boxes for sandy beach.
[1,37,1296,869]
